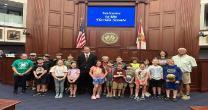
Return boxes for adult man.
[77,46,97,94]
[12,53,34,94]
[172,48,197,100]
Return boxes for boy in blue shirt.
[163,58,182,102]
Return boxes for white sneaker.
[182,95,190,100]
[55,94,59,98]
[59,93,63,98]
[96,94,100,99]
[145,92,151,97]
[91,95,96,100]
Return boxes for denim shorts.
[93,78,105,85]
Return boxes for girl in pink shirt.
[67,62,80,97]
[89,60,107,100]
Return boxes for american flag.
[76,22,86,48]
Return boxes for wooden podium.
[0,99,21,110]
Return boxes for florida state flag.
[136,19,146,49]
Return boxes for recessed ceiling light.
[4,4,8,6]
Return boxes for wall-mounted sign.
[87,6,135,27]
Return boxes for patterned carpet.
[0,83,208,110]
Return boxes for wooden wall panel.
[87,29,97,48]
[179,0,200,57]
[149,0,160,13]
[162,0,176,12]
[64,0,75,13]
[62,29,73,48]
[49,0,61,11]
[49,13,61,26]
[163,13,176,27]
[148,29,160,50]
[162,28,175,55]
[48,28,61,56]
[63,14,74,27]
[148,15,160,28]
[121,30,135,48]
[26,0,49,54]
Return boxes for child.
[105,61,114,98]
[50,60,68,98]
[89,60,107,100]
[148,59,163,99]
[114,56,127,70]
[101,56,109,68]
[144,59,150,68]
[124,64,135,98]
[64,54,74,69]
[33,57,47,96]
[135,63,149,101]
[158,50,168,67]
[130,57,140,70]
[101,56,109,95]
[163,58,182,102]
[143,59,151,97]
[67,62,80,97]
[112,63,126,99]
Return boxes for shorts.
[123,82,134,88]
[165,82,179,90]
[26,72,35,81]
[106,81,113,87]
[150,79,163,87]
[112,82,124,90]
[182,72,191,84]
[93,78,105,85]
[35,74,47,85]
[135,79,147,86]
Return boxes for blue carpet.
[0,83,208,110]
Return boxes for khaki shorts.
[106,81,113,87]
[123,82,134,88]
[112,81,124,90]
[182,72,191,84]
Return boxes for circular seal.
[101,32,119,45]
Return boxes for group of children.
[86,56,182,102]
[30,53,182,102]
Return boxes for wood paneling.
[49,13,61,26]
[163,13,176,27]
[162,28,175,55]
[63,14,74,27]
[148,29,160,50]
[64,0,75,13]
[162,0,176,12]
[149,0,160,13]
[146,0,200,57]
[148,15,160,28]
[62,29,73,48]
[49,0,61,11]
[48,27,61,55]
